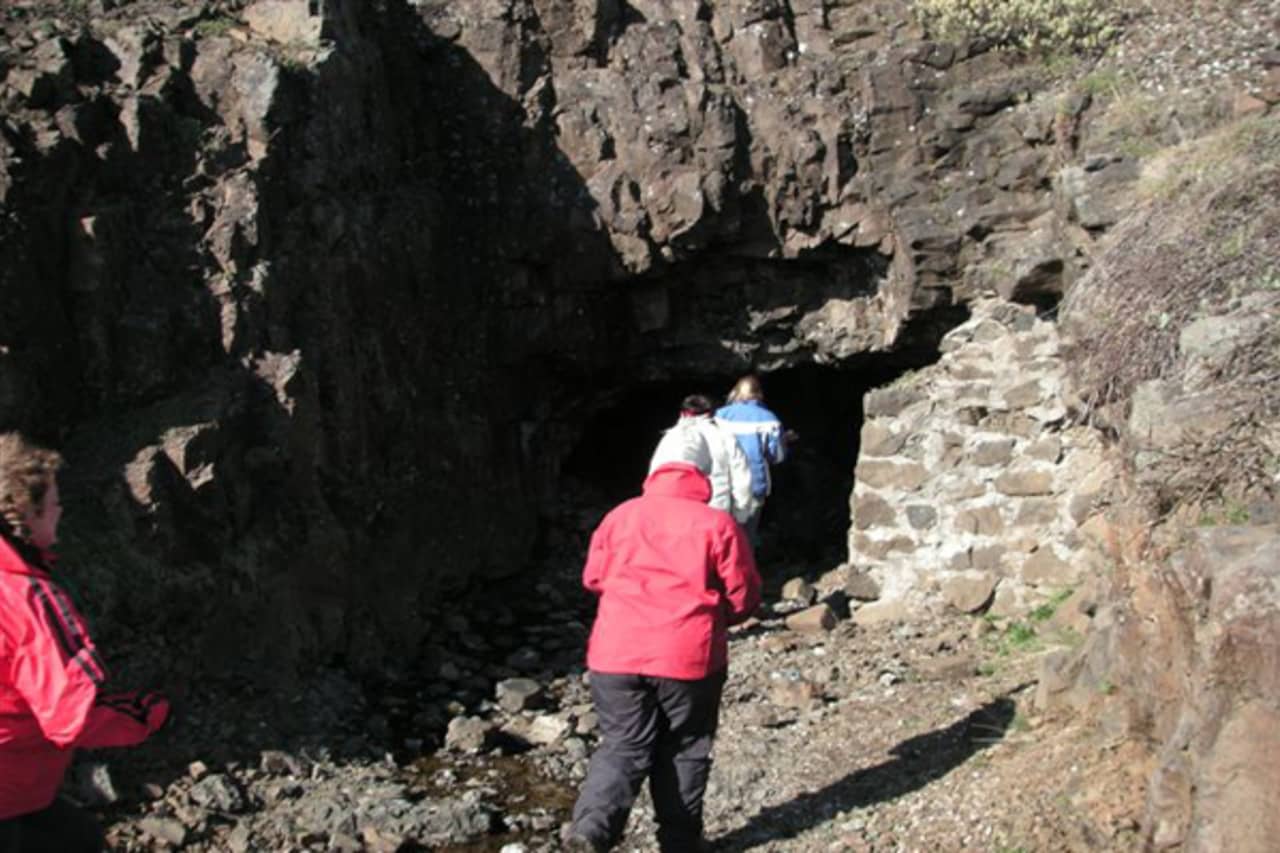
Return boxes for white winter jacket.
[648,415,759,524]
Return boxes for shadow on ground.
[712,693,1022,850]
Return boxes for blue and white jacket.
[715,400,786,497]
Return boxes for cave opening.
[558,314,963,575]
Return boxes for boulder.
[940,572,997,613]
[785,603,838,633]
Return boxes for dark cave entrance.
[559,317,961,573]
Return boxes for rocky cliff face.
[3,1,1279,849]
[2,0,1108,673]
[1044,113,1280,850]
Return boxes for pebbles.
[1102,1,1280,96]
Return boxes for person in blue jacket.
[715,374,794,543]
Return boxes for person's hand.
[783,429,799,445]
[140,692,171,734]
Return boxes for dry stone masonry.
[846,299,1114,622]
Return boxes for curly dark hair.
[0,432,63,541]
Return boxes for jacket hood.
[643,462,712,503]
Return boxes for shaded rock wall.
[1,0,1107,675]
[2,0,565,673]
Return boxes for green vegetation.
[1198,500,1252,527]
[1029,587,1074,623]
[987,619,1041,657]
[1095,88,1166,159]
[981,591,1078,661]
[194,15,237,38]
[1223,502,1251,525]
[1255,268,1280,291]
[912,0,1120,54]
[1006,621,1038,647]
[1222,222,1256,259]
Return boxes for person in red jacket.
[0,432,170,852]
[567,462,761,852]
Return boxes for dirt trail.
[584,597,1147,853]
[95,545,1149,853]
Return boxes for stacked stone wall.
[848,299,1114,622]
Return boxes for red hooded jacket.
[0,534,168,819]
[583,463,761,679]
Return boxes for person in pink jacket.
[0,433,170,852]
[567,462,761,852]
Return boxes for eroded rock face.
[1067,525,1280,852]
[0,0,1109,675]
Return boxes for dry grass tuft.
[1061,114,1280,500]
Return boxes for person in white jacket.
[648,394,758,525]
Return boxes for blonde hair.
[0,432,63,541]
[727,374,764,403]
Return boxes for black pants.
[571,670,726,852]
[0,798,104,853]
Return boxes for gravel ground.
[1089,0,1279,96]
[589,603,1146,853]
[89,569,1147,853]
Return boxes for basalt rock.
[0,0,1118,677]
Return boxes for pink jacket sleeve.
[7,611,102,748]
[6,587,166,749]
[77,691,169,748]
[716,523,762,625]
